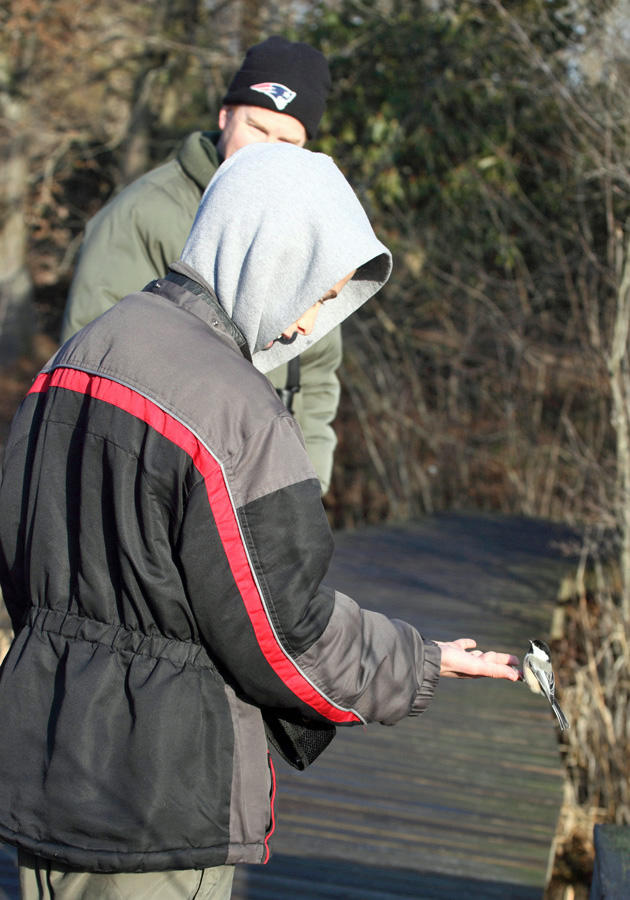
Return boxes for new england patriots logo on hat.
[250,82,297,111]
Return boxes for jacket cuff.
[409,640,441,716]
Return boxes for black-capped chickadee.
[523,639,569,730]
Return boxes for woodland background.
[2,1,630,896]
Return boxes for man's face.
[217,105,307,159]
[267,270,356,349]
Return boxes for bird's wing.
[531,659,555,703]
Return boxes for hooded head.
[180,143,392,373]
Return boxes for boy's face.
[217,105,307,159]
[266,270,356,350]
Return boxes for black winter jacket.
[0,265,440,872]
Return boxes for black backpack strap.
[277,355,301,414]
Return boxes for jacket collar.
[176,131,222,191]
[145,262,251,362]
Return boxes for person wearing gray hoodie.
[0,143,519,900]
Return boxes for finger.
[499,653,521,667]
[483,663,522,681]
[441,671,484,679]
[479,651,520,667]
[441,671,479,679]
[453,638,477,650]
[464,655,522,681]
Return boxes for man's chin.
[262,332,298,351]
[275,333,298,346]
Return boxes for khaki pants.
[18,849,234,900]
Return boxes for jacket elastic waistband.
[27,606,217,670]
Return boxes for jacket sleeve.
[266,326,342,494]
[176,411,441,729]
[60,166,200,341]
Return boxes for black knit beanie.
[222,36,331,139]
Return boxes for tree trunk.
[0,136,34,368]
[607,227,630,623]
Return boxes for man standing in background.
[61,36,341,493]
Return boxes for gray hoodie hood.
[180,142,392,373]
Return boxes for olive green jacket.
[61,132,342,492]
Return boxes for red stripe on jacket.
[29,368,361,724]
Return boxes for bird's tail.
[552,700,570,730]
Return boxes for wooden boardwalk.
[0,513,574,899]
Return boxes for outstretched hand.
[434,638,521,681]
